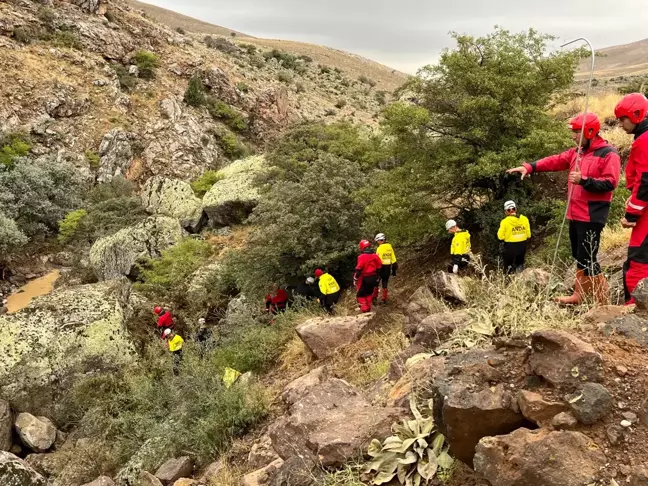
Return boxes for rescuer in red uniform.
[354,240,382,313]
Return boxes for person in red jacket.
[265,285,288,314]
[616,93,648,304]
[354,239,382,313]
[507,113,621,305]
[154,306,174,332]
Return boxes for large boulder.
[0,399,12,451]
[295,314,375,359]
[0,451,46,486]
[403,286,445,326]
[474,428,606,486]
[407,310,472,348]
[430,271,467,304]
[97,129,136,183]
[186,262,222,305]
[140,471,164,486]
[70,0,107,14]
[141,177,204,233]
[14,414,56,453]
[527,330,603,387]
[387,355,445,408]
[89,217,185,281]
[268,378,405,467]
[432,348,526,466]
[202,156,265,227]
[154,457,194,485]
[280,366,328,406]
[0,280,135,414]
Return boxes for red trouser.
[357,275,379,313]
[624,213,648,303]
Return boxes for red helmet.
[615,93,648,124]
[569,113,600,140]
[154,306,162,315]
[359,240,371,251]
[314,269,324,278]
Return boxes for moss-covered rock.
[89,216,185,281]
[0,451,46,486]
[0,280,136,414]
[141,177,205,233]
[202,156,265,227]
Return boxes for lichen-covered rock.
[0,400,12,452]
[90,217,185,281]
[0,451,46,486]
[14,414,56,453]
[97,129,137,183]
[430,271,467,304]
[280,367,328,406]
[159,99,183,122]
[141,177,204,232]
[0,280,135,414]
[202,156,265,227]
[186,262,221,304]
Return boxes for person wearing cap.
[374,233,398,304]
[195,317,212,358]
[294,276,318,302]
[507,112,620,305]
[163,328,184,375]
[446,220,471,274]
[314,269,341,313]
[497,201,531,274]
[154,306,174,333]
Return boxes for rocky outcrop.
[0,399,11,452]
[70,0,107,14]
[202,156,265,227]
[0,279,135,414]
[430,271,466,304]
[474,428,605,486]
[14,414,56,453]
[527,330,603,387]
[154,457,193,485]
[97,129,137,183]
[81,477,116,486]
[602,314,648,348]
[387,355,445,408]
[0,451,46,486]
[159,99,183,123]
[406,310,471,347]
[248,435,281,470]
[89,216,185,280]
[186,262,222,304]
[141,177,204,232]
[280,367,328,406]
[566,382,613,425]
[268,378,405,467]
[295,314,375,359]
[242,458,283,486]
[200,67,238,105]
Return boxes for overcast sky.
[144,0,647,73]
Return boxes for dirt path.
[6,270,61,313]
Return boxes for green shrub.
[319,65,331,74]
[135,238,213,298]
[184,75,206,107]
[0,133,31,168]
[52,28,82,50]
[324,108,336,116]
[204,36,239,55]
[58,209,88,243]
[85,150,100,169]
[13,26,31,44]
[175,26,186,34]
[133,50,160,80]
[112,64,137,91]
[358,75,376,87]
[277,70,293,84]
[38,7,56,25]
[375,90,387,105]
[335,99,347,109]
[191,170,223,197]
[206,98,247,131]
[618,75,648,96]
[264,49,300,70]
[299,54,313,63]
[0,212,28,257]
[239,43,257,55]
[295,82,306,94]
[236,82,250,93]
[218,131,249,159]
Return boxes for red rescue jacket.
[624,120,648,260]
[265,289,288,309]
[523,136,620,224]
[354,249,382,280]
[157,311,174,329]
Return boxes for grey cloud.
[146,0,647,73]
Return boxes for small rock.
[551,412,578,430]
[128,64,139,76]
[155,457,194,485]
[15,413,57,453]
[616,365,628,376]
[82,477,116,486]
[621,420,632,428]
[248,435,281,470]
[430,271,467,304]
[517,390,567,426]
[140,471,163,486]
[619,464,632,476]
[622,412,638,424]
[198,461,223,483]
[567,383,613,425]
[242,458,283,486]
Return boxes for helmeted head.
[306,277,315,284]
[615,93,648,134]
[163,328,172,338]
[374,233,386,243]
[359,240,371,251]
[154,306,163,315]
[445,219,457,233]
[569,113,601,145]
[504,200,517,214]
[198,318,206,326]
[314,269,324,278]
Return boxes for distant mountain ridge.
[578,37,648,78]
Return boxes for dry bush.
[601,225,631,253]
[553,91,622,122]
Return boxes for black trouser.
[448,254,470,273]
[320,291,340,313]
[171,350,183,375]
[357,275,379,297]
[569,221,603,276]
[502,242,527,275]
[379,265,392,289]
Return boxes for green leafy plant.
[191,170,223,197]
[218,131,249,159]
[52,27,82,49]
[133,50,160,80]
[13,26,32,44]
[358,75,376,87]
[236,82,250,93]
[85,150,100,170]
[58,209,88,243]
[364,397,454,486]
[206,99,247,131]
[184,75,206,107]
[0,133,31,168]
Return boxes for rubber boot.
[361,296,373,313]
[555,269,587,305]
[381,288,389,304]
[591,273,610,306]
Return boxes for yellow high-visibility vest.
[376,243,397,265]
[168,335,184,352]
[318,273,340,295]
[451,231,471,255]
[498,215,531,243]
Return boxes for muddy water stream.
[6,270,61,313]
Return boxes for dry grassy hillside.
[126,0,408,92]
[578,37,648,78]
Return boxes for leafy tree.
[0,132,31,168]
[0,212,28,257]
[366,28,582,254]
[231,153,367,296]
[184,75,206,107]
[58,209,88,243]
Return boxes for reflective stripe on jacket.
[376,243,397,265]
[498,215,531,243]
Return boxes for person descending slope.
[354,240,382,313]
[507,113,621,305]
[374,233,398,304]
[265,285,288,314]
[154,306,174,333]
[615,93,648,304]
[446,220,471,274]
[294,277,318,301]
[163,328,184,375]
[314,269,341,313]
[497,201,531,274]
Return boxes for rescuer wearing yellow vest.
[446,220,471,274]
[163,328,184,375]
[374,233,398,304]
[314,268,341,313]
[497,200,531,274]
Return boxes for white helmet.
[306,277,315,284]
[163,328,172,337]
[445,219,457,231]
[375,233,386,242]
[504,200,516,211]
[198,318,206,325]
